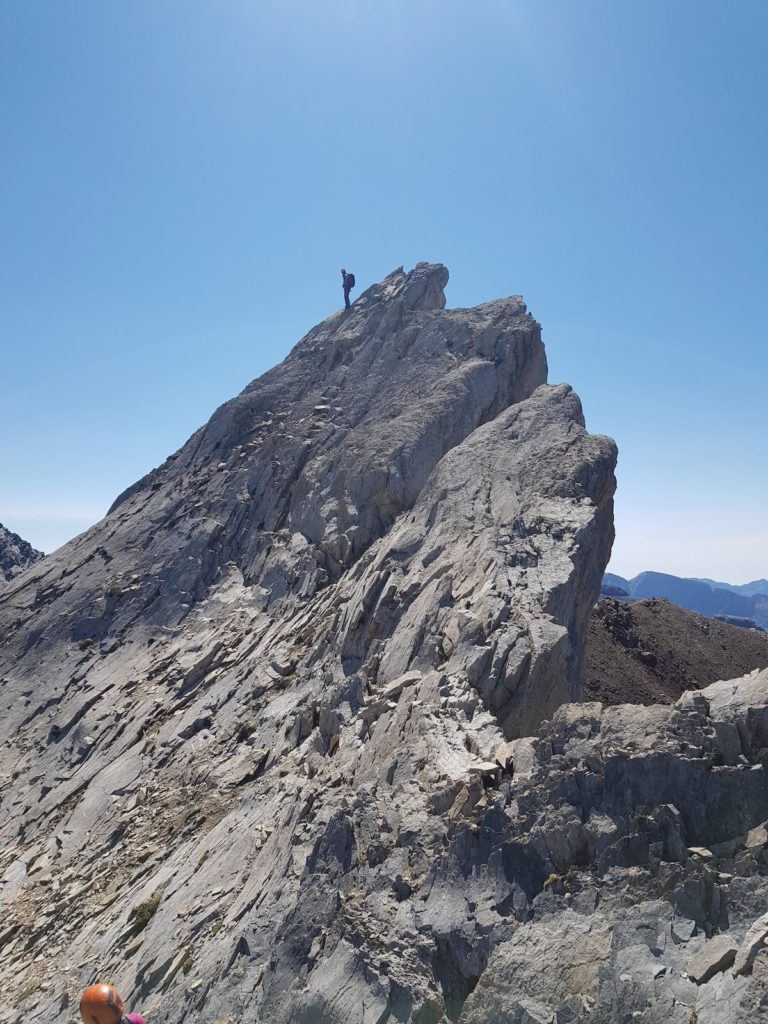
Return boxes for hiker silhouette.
[341,268,355,309]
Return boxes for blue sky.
[1,1,766,582]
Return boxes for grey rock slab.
[686,934,739,984]
[461,911,611,1023]
[671,918,697,944]
[733,910,768,976]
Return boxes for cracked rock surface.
[9,265,763,1023]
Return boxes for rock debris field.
[1,264,766,1023]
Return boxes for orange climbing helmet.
[79,984,125,1024]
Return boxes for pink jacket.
[125,1015,146,1024]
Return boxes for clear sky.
[1,1,766,582]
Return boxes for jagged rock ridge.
[0,521,43,585]
[4,264,760,1022]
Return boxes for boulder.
[686,934,739,984]
[733,911,768,976]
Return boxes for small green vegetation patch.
[181,947,195,975]
[14,983,38,1008]
[129,891,162,936]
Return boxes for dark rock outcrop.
[0,521,43,585]
[460,669,768,1024]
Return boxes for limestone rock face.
[0,521,43,585]
[336,382,616,738]
[0,264,623,1022]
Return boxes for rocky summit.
[0,264,765,1024]
[0,521,43,586]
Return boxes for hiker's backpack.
[347,273,355,288]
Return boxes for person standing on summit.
[341,268,355,309]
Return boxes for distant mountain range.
[603,570,768,629]
[691,576,768,598]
